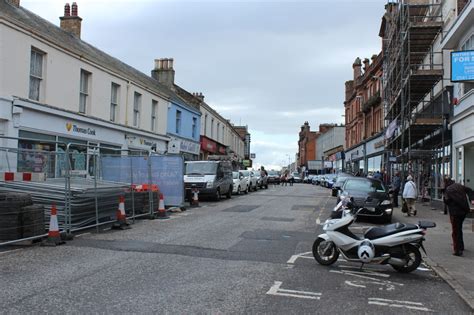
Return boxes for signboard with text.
[451,50,474,82]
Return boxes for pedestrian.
[391,171,401,207]
[443,178,473,256]
[402,175,417,216]
[373,170,382,181]
[281,170,288,186]
[288,172,294,186]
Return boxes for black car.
[331,173,353,197]
[334,177,393,223]
[267,170,281,185]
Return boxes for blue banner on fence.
[101,155,184,207]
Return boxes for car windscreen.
[185,163,217,175]
[344,179,386,193]
[268,171,279,176]
[241,170,250,177]
[232,172,239,179]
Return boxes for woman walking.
[402,175,418,216]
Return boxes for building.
[0,0,176,177]
[316,125,345,173]
[198,95,245,164]
[297,121,318,170]
[441,0,474,189]
[233,125,251,167]
[151,58,201,160]
[344,53,384,176]
[381,0,454,200]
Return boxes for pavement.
[393,198,474,311]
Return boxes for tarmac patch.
[223,205,259,212]
[261,217,295,222]
[291,205,316,211]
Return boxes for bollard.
[190,189,200,207]
[42,204,65,246]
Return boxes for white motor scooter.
[313,195,436,273]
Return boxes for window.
[192,117,197,138]
[211,118,214,138]
[133,92,141,127]
[204,114,208,135]
[110,83,119,122]
[176,110,182,134]
[151,100,158,131]
[29,49,44,101]
[217,122,220,141]
[222,125,225,142]
[79,70,90,113]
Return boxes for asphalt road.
[0,184,471,314]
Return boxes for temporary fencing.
[0,136,184,246]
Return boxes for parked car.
[252,170,268,189]
[241,170,258,191]
[292,172,302,183]
[331,173,353,196]
[334,177,393,223]
[303,174,315,184]
[184,160,233,200]
[267,170,281,185]
[232,171,249,194]
[312,175,322,185]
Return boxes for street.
[0,184,471,314]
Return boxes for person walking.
[443,178,473,256]
[287,172,294,186]
[373,171,382,181]
[391,171,401,207]
[402,175,417,216]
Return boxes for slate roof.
[0,0,175,100]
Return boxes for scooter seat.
[364,222,418,240]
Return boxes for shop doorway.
[464,143,474,190]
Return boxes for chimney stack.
[192,92,204,102]
[151,58,175,87]
[353,57,362,80]
[60,2,82,38]
[363,58,370,72]
[6,0,20,8]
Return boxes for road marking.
[368,298,433,312]
[287,251,313,264]
[266,281,321,300]
[331,269,403,291]
[76,232,91,238]
[337,266,390,278]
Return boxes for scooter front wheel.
[312,237,339,266]
[390,244,421,273]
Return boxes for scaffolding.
[383,0,451,199]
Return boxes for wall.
[0,22,168,136]
[167,101,201,142]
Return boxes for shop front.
[365,134,385,177]
[4,100,169,178]
[200,136,217,160]
[167,136,200,161]
[452,108,474,190]
[345,144,365,176]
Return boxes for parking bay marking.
[287,251,314,264]
[368,298,433,312]
[266,281,321,300]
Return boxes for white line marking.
[345,280,366,288]
[76,232,90,238]
[266,281,321,300]
[287,251,313,264]
[416,267,430,271]
[0,248,23,256]
[368,298,432,312]
[337,267,390,278]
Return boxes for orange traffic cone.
[156,193,169,219]
[112,196,131,229]
[42,204,65,246]
[190,189,199,207]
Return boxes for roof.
[0,0,171,99]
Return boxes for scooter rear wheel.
[312,237,339,266]
[390,244,421,273]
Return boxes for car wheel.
[226,186,232,199]
[237,186,241,195]
[214,189,221,201]
[244,185,249,194]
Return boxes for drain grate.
[260,217,294,222]
[291,205,316,211]
[222,205,259,212]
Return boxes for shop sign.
[324,161,333,168]
[451,50,474,82]
[66,122,96,137]
[180,140,200,155]
[200,137,217,153]
[139,138,154,146]
[243,160,251,167]
[250,153,256,159]
[218,145,226,155]
[374,140,384,149]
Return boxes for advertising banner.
[451,50,474,82]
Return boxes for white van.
[184,161,233,201]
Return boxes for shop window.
[29,48,44,101]
[110,83,119,122]
[18,131,56,178]
[79,70,90,114]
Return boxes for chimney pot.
[71,2,78,16]
[64,3,71,16]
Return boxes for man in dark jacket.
[391,172,401,207]
[443,178,473,256]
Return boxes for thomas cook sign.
[65,122,96,137]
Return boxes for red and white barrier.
[0,172,46,182]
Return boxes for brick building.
[344,53,384,175]
[297,122,318,170]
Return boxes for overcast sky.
[22,0,385,170]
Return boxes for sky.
[21,0,386,170]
